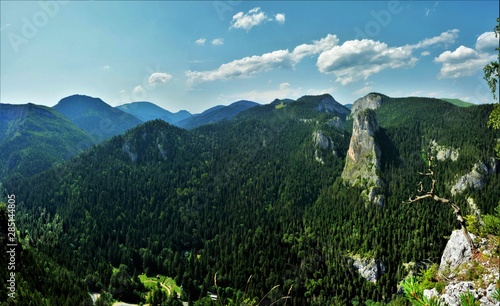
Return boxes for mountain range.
[116,101,192,125]
[1,92,498,305]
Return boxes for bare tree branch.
[407,154,476,254]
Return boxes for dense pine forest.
[1,93,499,305]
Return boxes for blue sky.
[1,1,498,113]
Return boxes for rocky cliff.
[342,94,385,206]
[350,93,382,115]
[312,130,336,164]
[313,94,351,118]
[451,158,498,196]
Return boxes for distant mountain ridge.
[116,101,192,125]
[440,98,475,107]
[0,103,95,182]
[177,100,260,129]
[53,94,143,141]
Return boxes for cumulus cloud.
[408,29,459,50]
[148,72,173,86]
[187,29,465,87]
[186,34,338,86]
[434,31,497,79]
[317,39,417,85]
[475,31,498,52]
[316,29,462,85]
[212,38,224,46]
[279,82,291,91]
[230,7,269,31]
[195,38,206,45]
[133,85,145,95]
[230,7,286,31]
[275,13,286,24]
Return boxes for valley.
[1,92,499,305]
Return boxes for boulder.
[439,230,476,275]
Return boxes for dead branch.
[407,155,476,254]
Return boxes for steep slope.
[0,202,92,305]
[116,101,192,125]
[177,100,259,129]
[342,94,385,206]
[53,94,143,141]
[0,103,96,182]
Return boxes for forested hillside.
[0,103,96,184]
[53,95,143,141]
[2,93,499,305]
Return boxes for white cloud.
[195,38,206,46]
[212,38,224,46]
[133,85,144,95]
[230,7,270,31]
[102,65,111,70]
[354,83,374,95]
[421,51,431,56]
[475,31,498,53]
[186,34,339,86]
[279,82,291,91]
[408,29,459,49]
[275,13,286,24]
[230,7,286,31]
[317,39,417,85]
[292,34,339,62]
[434,31,497,79]
[148,72,173,86]
[434,46,495,79]
[316,29,460,85]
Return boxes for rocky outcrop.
[351,256,386,283]
[439,230,476,275]
[350,93,382,115]
[424,282,500,306]
[342,93,385,206]
[314,94,350,117]
[430,140,459,161]
[325,116,344,130]
[427,230,500,305]
[450,158,498,195]
[312,130,336,164]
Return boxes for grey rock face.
[314,95,350,117]
[312,130,336,164]
[350,93,382,115]
[429,140,459,161]
[451,158,498,195]
[342,99,384,205]
[352,257,386,283]
[439,230,476,275]
[325,116,344,130]
[312,130,331,150]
